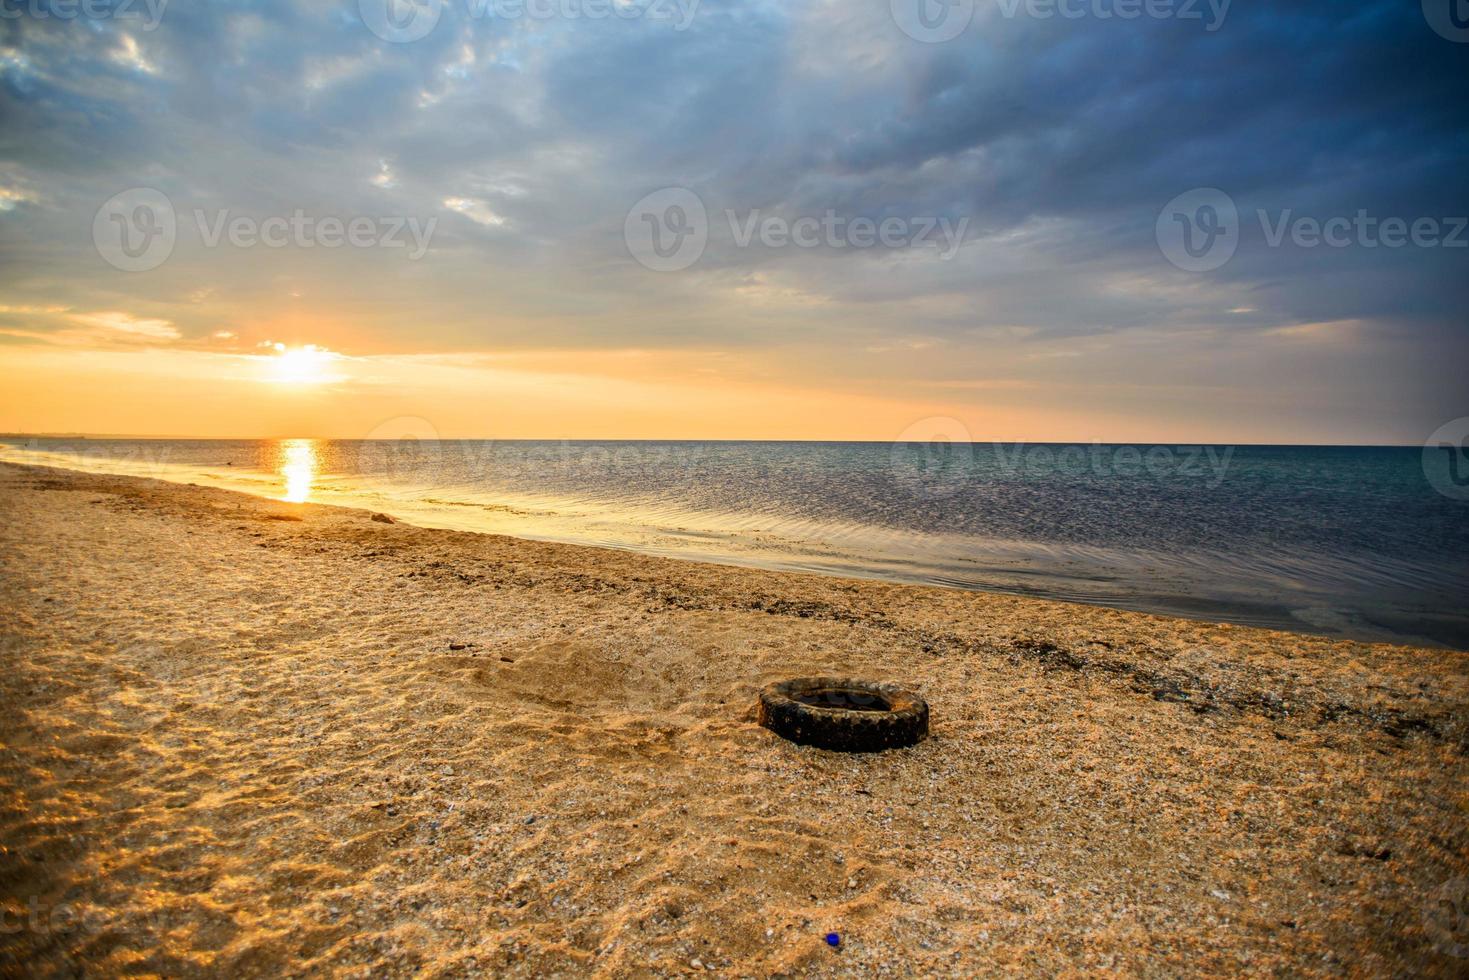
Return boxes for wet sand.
[1,461,1467,977]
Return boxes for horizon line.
[0,432,1438,449]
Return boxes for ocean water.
[3,437,1466,648]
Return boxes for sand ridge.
[1,462,1467,977]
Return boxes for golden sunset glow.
[0,336,1429,444]
[267,345,337,386]
[278,438,318,503]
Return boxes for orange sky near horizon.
[0,336,1428,445]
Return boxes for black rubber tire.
[757,677,929,752]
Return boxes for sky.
[0,0,1465,442]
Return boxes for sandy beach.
[1,459,1467,977]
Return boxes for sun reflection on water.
[278,439,318,503]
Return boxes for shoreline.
[2,460,1467,975]
[2,445,1461,650]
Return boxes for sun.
[267,344,336,384]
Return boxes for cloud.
[0,0,1463,438]
[68,311,180,341]
[442,196,509,227]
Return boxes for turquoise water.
[3,438,1466,648]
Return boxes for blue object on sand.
[826,932,840,947]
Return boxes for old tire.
[757,677,929,752]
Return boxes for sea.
[3,437,1466,649]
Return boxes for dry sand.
[1,460,1467,977]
